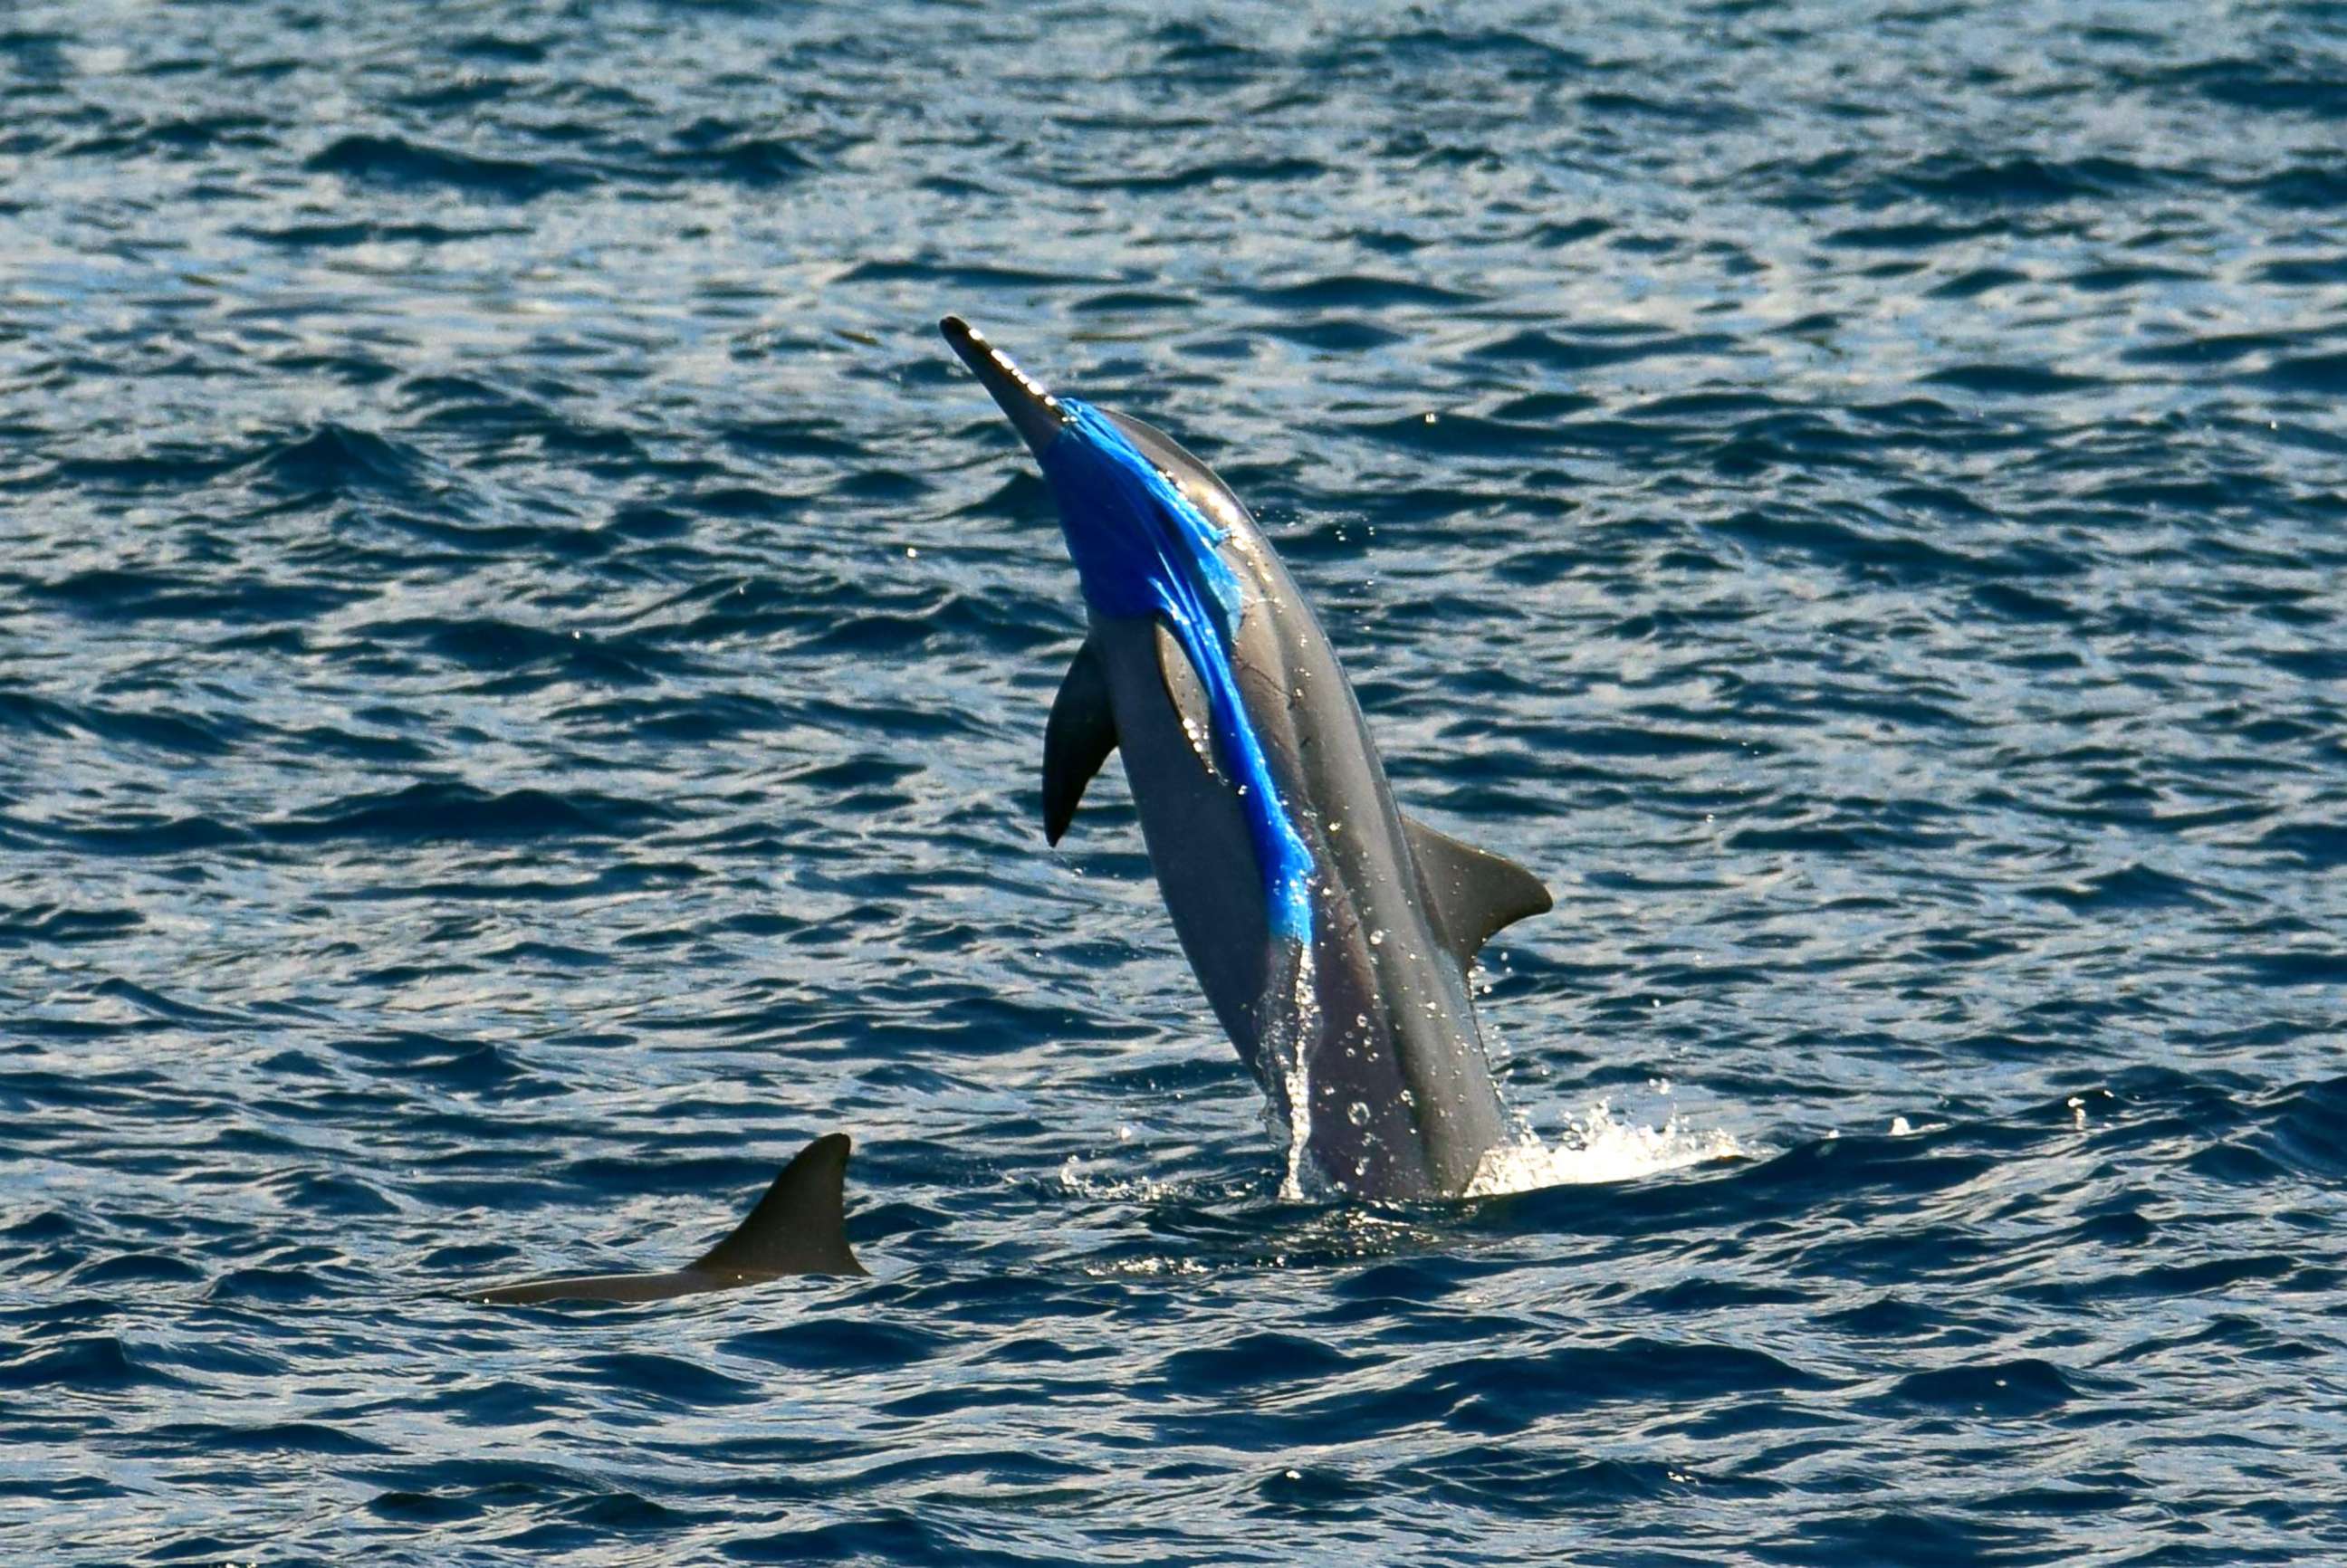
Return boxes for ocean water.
[5,1,2345,1562]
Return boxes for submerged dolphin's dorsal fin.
[468,1133,867,1304]
[1402,815,1552,973]
[1044,638,1118,845]
[691,1133,868,1278]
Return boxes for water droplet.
[1368,929,1385,946]
[1347,1102,1371,1127]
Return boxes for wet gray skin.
[944,318,1551,1200]
[466,1133,867,1305]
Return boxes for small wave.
[665,125,822,186]
[1921,363,2108,397]
[1156,1331,1359,1393]
[306,132,592,198]
[1930,264,2030,298]
[0,1335,183,1391]
[1069,157,1329,195]
[2256,164,2347,209]
[1891,153,2157,206]
[2170,55,2347,120]
[349,614,682,684]
[1888,1357,2092,1417]
[1353,411,1567,456]
[1469,325,1738,372]
[2259,822,2347,871]
[1260,319,1407,352]
[2258,255,2347,286]
[838,258,1097,289]
[245,424,432,498]
[25,567,360,626]
[237,219,526,249]
[0,904,144,946]
[2072,263,2203,293]
[725,1321,948,1373]
[1243,273,1477,310]
[1,686,242,758]
[555,1353,763,1409]
[1823,217,2004,250]
[2263,350,2347,392]
[454,33,547,65]
[1580,89,1745,127]
[258,780,675,846]
[2026,862,2212,913]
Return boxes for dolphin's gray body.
[944,317,1551,1200]
[467,1133,867,1305]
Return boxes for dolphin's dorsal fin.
[1044,638,1118,845]
[1402,815,1552,974]
[691,1133,867,1278]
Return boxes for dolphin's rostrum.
[467,1133,867,1305]
[944,317,1551,1200]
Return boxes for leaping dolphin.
[943,317,1551,1200]
[467,1133,867,1305]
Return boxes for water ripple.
[3,1,2344,1563]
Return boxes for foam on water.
[1055,1156,1174,1205]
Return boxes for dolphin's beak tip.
[941,315,1066,457]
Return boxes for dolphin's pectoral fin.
[1153,619,1218,779]
[1402,815,1553,972]
[692,1133,868,1278]
[1044,639,1118,845]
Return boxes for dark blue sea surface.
[5,1,2345,1562]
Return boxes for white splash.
[1056,1155,1172,1203]
[1255,938,1324,1201]
[1463,1097,1741,1196]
